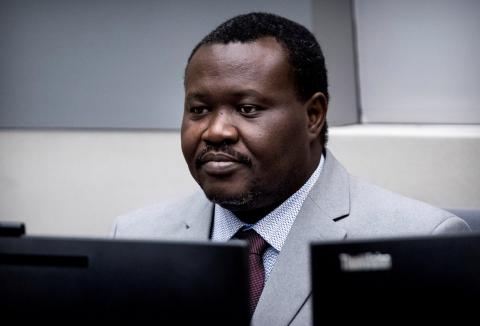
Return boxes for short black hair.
[186,12,329,146]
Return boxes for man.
[113,13,470,325]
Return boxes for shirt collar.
[211,155,325,251]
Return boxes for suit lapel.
[175,192,214,241]
[252,150,350,325]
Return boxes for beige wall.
[329,125,480,209]
[1,125,479,237]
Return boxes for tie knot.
[236,229,269,255]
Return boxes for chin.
[203,187,259,210]
[197,175,263,209]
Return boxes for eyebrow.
[185,92,209,102]
[186,89,270,103]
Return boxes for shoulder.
[111,191,212,239]
[344,176,471,237]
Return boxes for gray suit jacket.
[112,150,470,326]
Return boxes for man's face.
[182,37,318,216]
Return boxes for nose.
[201,109,239,145]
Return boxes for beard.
[204,181,281,225]
[199,173,292,224]
[208,189,259,208]
[201,177,263,212]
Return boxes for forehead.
[185,37,295,96]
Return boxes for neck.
[233,204,279,224]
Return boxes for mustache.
[195,145,252,167]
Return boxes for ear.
[305,92,328,141]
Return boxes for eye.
[189,106,209,115]
[238,104,260,116]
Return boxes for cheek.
[247,113,307,163]
[180,122,200,164]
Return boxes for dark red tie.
[236,229,269,317]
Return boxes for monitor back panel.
[0,236,249,325]
[311,234,480,323]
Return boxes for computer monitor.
[0,235,249,324]
[311,234,480,323]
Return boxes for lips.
[198,152,244,176]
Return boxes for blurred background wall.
[1,0,479,236]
